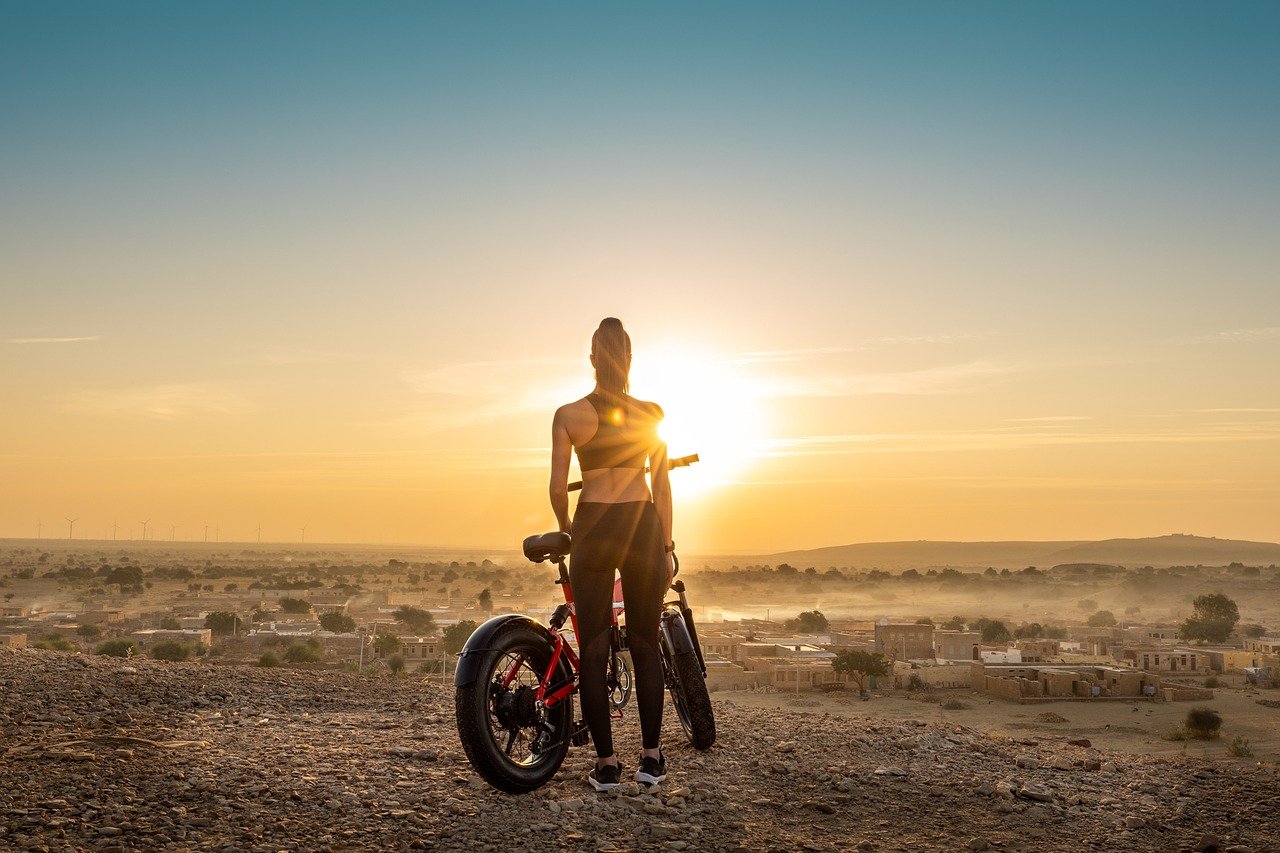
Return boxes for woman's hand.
[664,551,675,591]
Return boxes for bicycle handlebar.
[566,453,699,492]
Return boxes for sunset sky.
[3,3,1278,553]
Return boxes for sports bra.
[575,393,662,472]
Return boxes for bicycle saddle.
[523,531,571,563]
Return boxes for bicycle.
[453,453,716,794]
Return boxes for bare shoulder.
[554,397,595,426]
[630,396,664,420]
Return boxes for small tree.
[373,632,403,657]
[942,616,967,631]
[477,588,493,613]
[159,617,181,630]
[96,638,138,658]
[387,654,406,675]
[915,617,935,627]
[282,642,321,664]
[973,618,1011,643]
[75,624,102,640]
[278,598,311,615]
[151,641,192,662]
[319,612,356,633]
[1077,599,1098,613]
[1179,593,1240,644]
[1086,610,1117,627]
[785,610,829,633]
[443,620,478,655]
[831,649,890,694]
[393,605,435,635]
[204,611,242,636]
[1184,707,1223,740]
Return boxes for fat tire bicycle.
[453,454,715,794]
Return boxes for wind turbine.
[111,522,118,541]
[36,520,42,540]
[215,524,220,542]
[65,517,77,540]
[140,519,150,541]
[169,524,178,541]
[255,524,262,543]
[299,525,307,544]
[203,523,208,543]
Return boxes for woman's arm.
[649,433,673,544]
[650,436,675,589]
[550,406,573,533]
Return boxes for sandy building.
[874,623,934,660]
[974,662,1165,701]
[934,630,981,661]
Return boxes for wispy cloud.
[760,425,1280,457]
[7,335,101,344]
[392,356,581,433]
[729,346,856,365]
[1190,327,1280,344]
[1198,407,1280,413]
[765,359,1018,398]
[730,334,982,365]
[255,347,368,366]
[865,333,984,345]
[56,383,247,420]
[1006,415,1094,423]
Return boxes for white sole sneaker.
[635,769,667,786]
[588,767,623,792]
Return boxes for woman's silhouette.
[550,317,674,791]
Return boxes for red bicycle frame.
[501,569,626,714]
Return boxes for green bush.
[1226,736,1252,757]
[387,654,406,675]
[96,638,138,658]
[34,637,75,651]
[1204,675,1220,689]
[1184,707,1223,740]
[282,642,321,664]
[150,640,192,662]
[940,698,970,710]
[258,651,280,667]
[1162,728,1188,742]
[75,624,102,640]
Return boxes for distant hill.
[764,534,1280,570]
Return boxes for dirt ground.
[721,685,1280,765]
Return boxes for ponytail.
[591,317,631,398]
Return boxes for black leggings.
[569,500,666,758]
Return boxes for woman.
[550,317,675,792]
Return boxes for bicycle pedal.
[571,723,590,747]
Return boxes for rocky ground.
[1,648,1277,852]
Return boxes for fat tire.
[454,622,571,794]
[670,650,716,751]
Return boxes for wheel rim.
[484,648,560,768]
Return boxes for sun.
[628,345,769,497]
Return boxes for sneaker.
[587,760,623,792]
[635,748,667,786]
